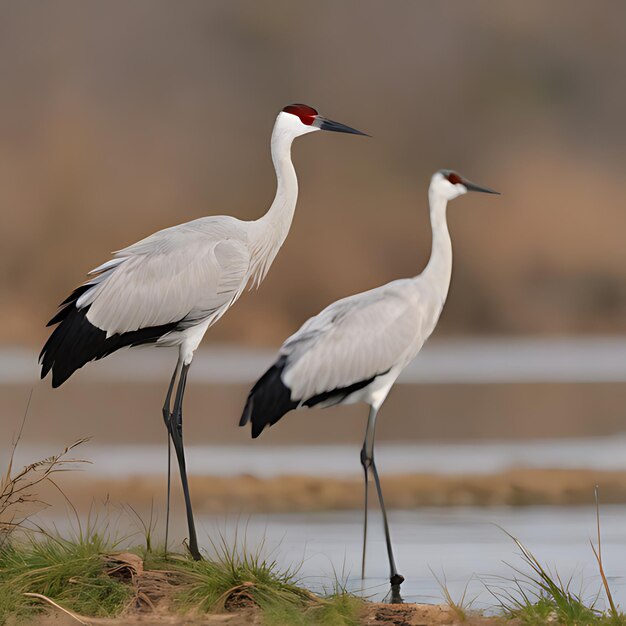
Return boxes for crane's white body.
[76,112,314,366]
[279,172,455,411]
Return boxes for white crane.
[240,169,499,593]
[39,103,367,560]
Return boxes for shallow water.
[13,436,626,478]
[193,506,626,610]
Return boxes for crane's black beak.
[463,179,500,195]
[314,116,370,136]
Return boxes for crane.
[39,103,367,561]
[240,169,499,593]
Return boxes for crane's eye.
[447,172,463,185]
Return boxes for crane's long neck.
[249,124,299,285]
[420,189,453,302]
[264,126,299,236]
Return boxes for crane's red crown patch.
[282,104,318,125]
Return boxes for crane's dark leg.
[371,462,404,594]
[168,362,201,560]
[362,407,404,599]
[161,362,180,557]
[360,455,370,580]
[359,408,377,579]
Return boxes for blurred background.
[2,0,626,441]
[2,0,626,605]
[2,0,626,343]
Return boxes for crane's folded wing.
[280,285,422,403]
[78,228,251,336]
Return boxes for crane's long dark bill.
[317,117,369,136]
[464,180,500,194]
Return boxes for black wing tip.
[51,375,65,389]
[39,284,93,386]
[239,398,252,428]
[39,362,50,381]
[39,300,179,388]
[240,356,297,439]
[251,423,265,439]
[239,397,267,438]
[46,285,93,328]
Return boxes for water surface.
[13,436,626,478]
[194,506,626,610]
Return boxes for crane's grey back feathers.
[280,282,422,400]
[77,217,251,335]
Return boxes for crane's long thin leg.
[370,456,404,589]
[161,362,180,558]
[168,362,201,560]
[362,407,404,595]
[360,458,369,580]
[359,408,377,580]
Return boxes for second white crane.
[240,169,499,594]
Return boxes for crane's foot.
[388,575,404,604]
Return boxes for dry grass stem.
[1,437,90,543]
[590,486,618,619]
[23,592,90,625]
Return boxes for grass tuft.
[0,528,133,623]
[167,531,362,625]
[492,530,597,624]
[173,533,306,612]
[484,524,626,626]
[431,567,476,621]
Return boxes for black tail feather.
[240,356,297,438]
[46,285,92,327]
[40,293,179,388]
[240,355,381,439]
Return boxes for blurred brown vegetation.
[2,0,626,347]
[50,468,626,513]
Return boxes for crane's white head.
[276,103,368,139]
[431,170,500,201]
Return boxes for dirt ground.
[12,602,509,626]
